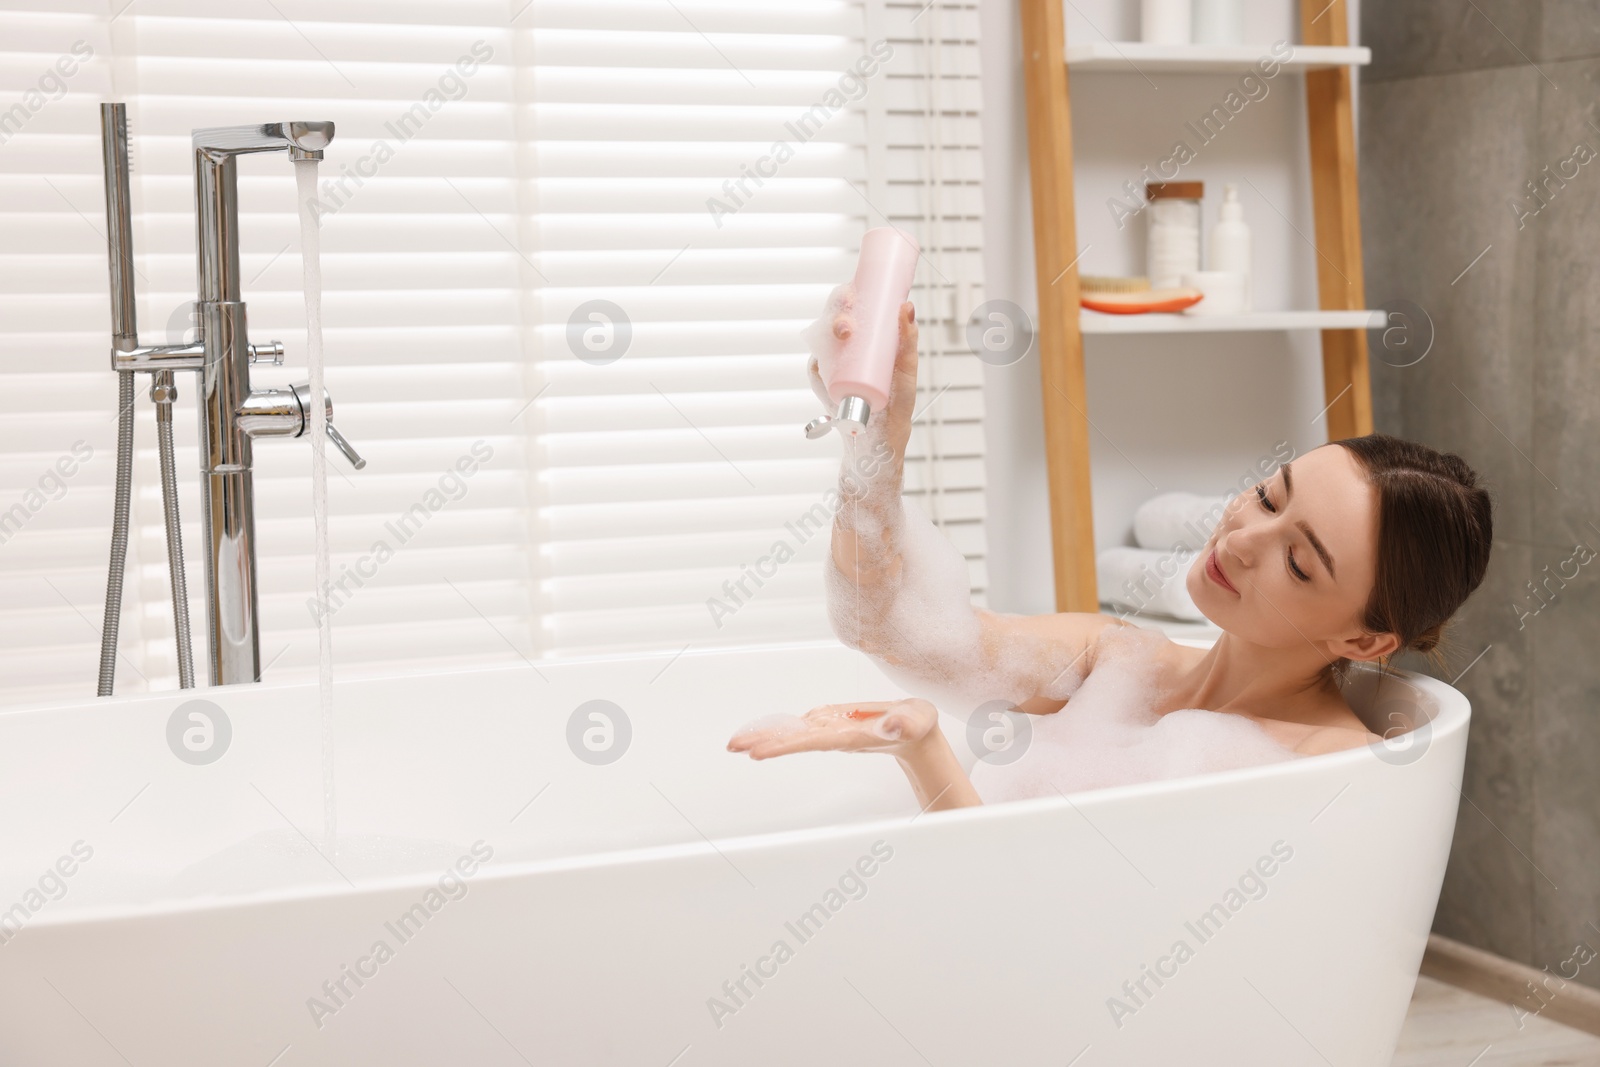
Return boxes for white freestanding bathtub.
[0,638,1466,1066]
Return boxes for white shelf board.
[1065,42,1371,73]
[1081,309,1384,334]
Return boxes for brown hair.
[1331,433,1493,666]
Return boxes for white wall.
[977,0,1362,615]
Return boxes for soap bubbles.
[567,699,632,765]
[964,699,1033,765]
[965,299,1034,367]
[567,299,631,365]
[968,626,1297,803]
[166,699,232,765]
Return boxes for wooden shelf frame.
[1020,0,1375,613]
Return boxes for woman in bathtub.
[728,302,1493,811]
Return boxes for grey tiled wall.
[1361,1,1600,988]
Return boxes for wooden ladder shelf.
[1018,0,1375,613]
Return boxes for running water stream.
[295,159,337,858]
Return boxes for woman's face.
[1187,445,1395,661]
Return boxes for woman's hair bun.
[1409,621,1444,654]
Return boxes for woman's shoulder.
[991,610,1154,673]
[993,612,1156,713]
[1056,615,1182,678]
[1270,690,1382,755]
[1014,610,1143,643]
[1291,722,1381,755]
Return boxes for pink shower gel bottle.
[805,227,920,438]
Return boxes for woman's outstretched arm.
[817,301,1118,714]
[727,699,982,811]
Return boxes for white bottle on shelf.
[1141,0,1191,44]
[1208,184,1252,311]
[1191,0,1245,45]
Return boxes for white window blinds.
[0,0,988,703]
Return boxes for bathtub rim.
[0,632,1444,722]
[5,647,1469,933]
[0,638,845,718]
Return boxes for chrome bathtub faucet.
[99,104,364,690]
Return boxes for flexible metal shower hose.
[96,372,135,696]
[96,372,197,695]
[155,375,195,689]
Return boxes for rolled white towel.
[1133,491,1230,552]
[1097,546,1205,621]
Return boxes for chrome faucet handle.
[323,422,366,470]
[237,381,366,470]
[288,381,366,470]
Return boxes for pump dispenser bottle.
[1209,184,1253,310]
[805,227,920,438]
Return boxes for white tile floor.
[1394,976,1600,1066]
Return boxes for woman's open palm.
[727,698,938,760]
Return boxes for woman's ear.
[1329,629,1402,663]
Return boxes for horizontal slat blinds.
[528,0,990,658]
[0,0,988,702]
